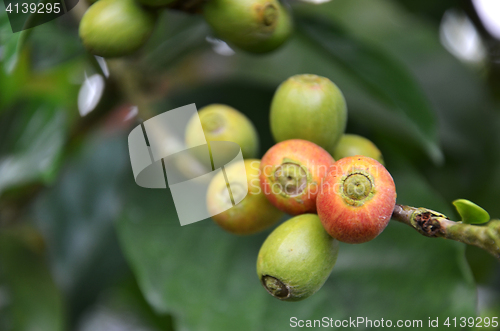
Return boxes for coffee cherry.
[79,0,156,58]
[241,0,292,54]
[203,0,293,53]
[136,0,175,7]
[316,156,396,244]
[185,104,259,159]
[257,214,339,301]
[270,74,347,154]
[260,139,335,215]
[207,159,284,235]
[333,134,384,165]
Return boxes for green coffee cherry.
[203,0,293,53]
[252,2,292,53]
[270,74,348,155]
[79,0,156,58]
[136,0,176,7]
[333,134,384,165]
[256,214,339,301]
[185,104,259,159]
[207,160,283,235]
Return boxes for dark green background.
[1,0,499,330]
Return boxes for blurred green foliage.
[1,0,500,330]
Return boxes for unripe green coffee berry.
[333,134,384,165]
[185,104,259,159]
[203,0,293,53]
[79,0,156,58]
[257,214,339,301]
[136,0,175,7]
[207,159,283,235]
[270,74,348,154]
[241,1,292,54]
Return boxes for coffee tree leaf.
[33,132,130,316]
[0,104,65,195]
[0,227,65,331]
[453,199,490,224]
[297,15,443,164]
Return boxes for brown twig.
[392,204,500,260]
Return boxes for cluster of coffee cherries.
[185,74,397,301]
[79,0,293,58]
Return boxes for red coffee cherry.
[316,156,396,244]
[260,139,335,215]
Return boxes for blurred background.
[1,0,500,330]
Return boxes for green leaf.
[453,199,490,224]
[296,15,443,164]
[140,11,209,72]
[33,132,130,317]
[28,20,85,71]
[0,104,66,195]
[0,2,31,74]
[1,7,20,73]
[77,276,175,331]
[0,226,65,331]
[0,44,29,110]
[116,157,476,331]
[0,0,61,73]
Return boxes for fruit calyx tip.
[292,74,324,85]
[343,173,373,201]
[262,4,278,26]
[202,113,225,134]
[261,275,290,299]
[274,162,307,197]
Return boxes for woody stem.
[392,204,500,260]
